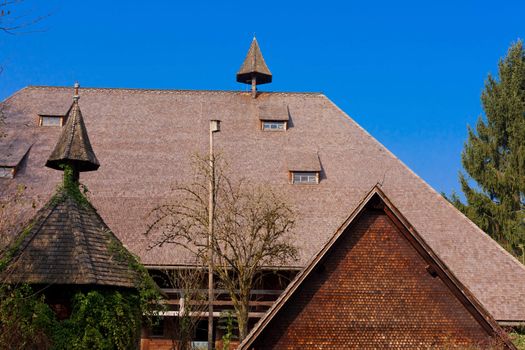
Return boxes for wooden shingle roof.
[1,86,524,322]
[236,37,272,85]
[240,186,517,349]
[46,97,100,172]
[1,189,138,288]
[1,87,136,288]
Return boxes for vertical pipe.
[208,122,214,350]
[251,75,257,98]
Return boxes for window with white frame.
[261,120,287,131]
[39,116,63,127]
[291,171,319,184]
[0,167,14,179]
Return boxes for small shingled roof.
[236,37,272,85]
[45,96,100,172]
[0,189,138,288]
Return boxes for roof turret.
[45,83,100,172]
[237,37,272,97]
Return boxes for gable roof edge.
[321,94,525,276]
[240,185,382,348]
[240,185,517,349]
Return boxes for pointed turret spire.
[45,83,100,174]
[237,37,272,98]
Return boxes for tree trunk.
[237,295,249,340]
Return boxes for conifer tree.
[450,40,525,261]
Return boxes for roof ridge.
[24,85,323,96]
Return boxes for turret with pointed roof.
[237,37,272,97]
[46,82,100,174]
[1,84,138,289]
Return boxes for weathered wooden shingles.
[241,191,515,349]
[236,37,272,84]
[46,100,100,172]
[0,86,524,321]
[3,190,137,287]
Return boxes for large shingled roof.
[1,86,524,322]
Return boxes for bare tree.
[161,267,208,350]
[0,0,47,34]
[147,155,298,341]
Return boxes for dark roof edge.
[239,185,517,350]
[25,85,324,96]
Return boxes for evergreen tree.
[451,40,525,261]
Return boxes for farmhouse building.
[1,39,525,347]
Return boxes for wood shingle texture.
[1,189,138,288]
[240,187,516,349]
[45,97,100,172]
[236,37,272,85]
[1,91,137,289]
[0,86,524,322]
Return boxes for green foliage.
[106,236,164,326]
[0,239,163,350]
[0,284,56,349]
[219,310,238,350]
[510,327,525,350]
[451,40,525,260]
[52,164,90,207]
[0,284,157,350]
[55,290,142,350]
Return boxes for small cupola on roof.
[237,37,272,98]
[45,82,100,175]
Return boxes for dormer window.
[258,103,289,131]
[0,143,32,179]
[262,120,287,131]
[287,152,322,185]
[291,171,319,184]
[0,166,15,179]
[39,115,64,127]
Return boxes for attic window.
[0,166,15,179]
[258,104,289,131]
[39,115,63,127]
[262,120,287,131]
[291,171,319,184]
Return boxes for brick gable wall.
[251,210,496,349]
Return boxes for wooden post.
[251,75,257,98]
[208,119,220,349]
[208,123,214,350]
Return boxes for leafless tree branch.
[146,154,298,340]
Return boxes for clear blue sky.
[1,0,524,195]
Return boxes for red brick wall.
[251,210,496,349]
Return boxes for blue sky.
[1,0,524,195]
